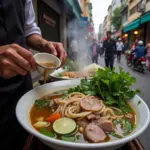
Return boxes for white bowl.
[16,80,150,150]
[34,53,61,75]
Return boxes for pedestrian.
[131,41,146,66]
[97,41,104,57]
[116,38,124,63]
[0,1,67,150]
[91,39,98,64]
[70,36,78,61]
[103,31,116,70]
[146,42,150,71]
[124,39,129,52]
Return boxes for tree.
[111,7,122,31]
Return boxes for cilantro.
[34,99,49,110]
[65,67,140,112]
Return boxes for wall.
[128,0,141,23]
[145,1,150,12]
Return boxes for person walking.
[0,0,67,150]
[116,38,124,63]
[103,31,116,70]
[146,42,150,71]
[91,39,98,64]
[97,41,103,57]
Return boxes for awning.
[123,19,140,32]
[66,0,81,19]
[141,12,150,24]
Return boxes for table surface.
[23,135,144,150]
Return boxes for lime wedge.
[53,118,76,135]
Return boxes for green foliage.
[111,7,122,31]
[65,67,140,113]
[40,128,56,138]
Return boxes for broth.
[30,92,136,143]
[39,62,56,84]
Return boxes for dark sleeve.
[103,41,106,49]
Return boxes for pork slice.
[84,124,107,143]
[87,114,96,120]
[76,118,90,127]
[99,120,114,132]
[80,96,102,111]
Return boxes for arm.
[25,0,67,63]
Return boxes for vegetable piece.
[53,118,76,135]
[61,135,76,142]
[40,128,56,138]
[65,67,140,113]
[34,99,49,110]
[34,121,48,128]
[122,119,133,135]
[110,132,123,139]
[47,113,61,123]
[36,117,44,122]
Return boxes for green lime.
[53,118,76,135]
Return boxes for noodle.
[53,92,124,120]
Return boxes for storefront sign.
[43,13,56,28]
[78,17,88,27]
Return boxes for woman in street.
[91,39,98,64]
[0,0,67,150]
[146,43,150,71]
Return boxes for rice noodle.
[53,92,124,120]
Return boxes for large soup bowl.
[16,80,150,150]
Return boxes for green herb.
[61,135,76,142]
[76,135,81,140]
[62,59,78,71]
[137,101,141,106]
[122,119,133,134]
[113,119,121,125]
[56,73,62,78]
[40,128,56,138]
[65,67,140,113]
[110,132,123,139]
[34,99,49,110]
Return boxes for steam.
[67,19,92,70]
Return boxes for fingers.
[52,42,67,65]
[6,50,31,71]
[0,69,17,79]
[46,42,57,56]
[1,57,27,76]
[11,44,36,70]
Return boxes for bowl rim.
[34,53,61,69]
[16,80,150,148]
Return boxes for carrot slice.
[47,113,61,123]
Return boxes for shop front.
[123,19,145,47]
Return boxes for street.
[97,55,150,150]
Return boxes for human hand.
[0,44,36,79]
[41,41,67,65]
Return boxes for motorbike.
[133,57,147,72]
[125,50,146,72]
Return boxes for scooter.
[133,57,147,72]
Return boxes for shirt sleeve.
[24,0,41,37]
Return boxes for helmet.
[138,40,143,45]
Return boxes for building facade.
[107,5,112,32]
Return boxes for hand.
[41,41,67,65]
[0,44,36,79]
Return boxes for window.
[129,2,141,16]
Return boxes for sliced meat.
[99,120,114,132]
[76,118,89,127]
[87,114,96,120]
[80,96,102,111]
[84,124,107,143]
